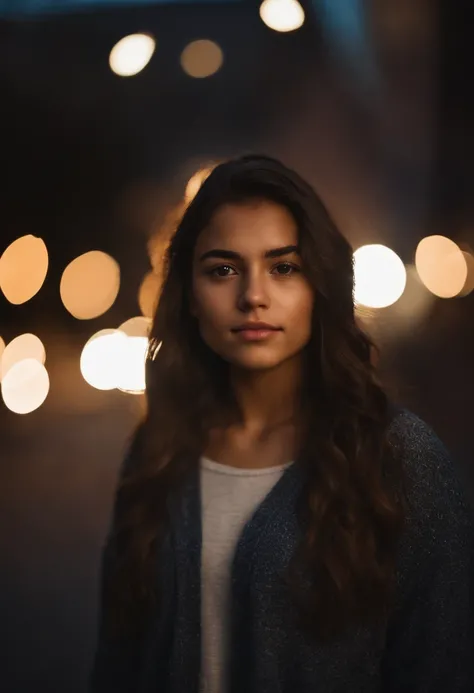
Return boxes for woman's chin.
[227,351,287,372]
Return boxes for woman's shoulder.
[387,407,451,475]
[387,406,472,540]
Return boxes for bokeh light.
[109,33,156,77]
[117,317,152,394]
[0,337,5,361]
[80,329,127,390]
[118,316,152,338]
[185,166,214,203]
[138,271,161,318]
[1,358,50,414]
[60,251,120,319]
[259,0,305,33]
[80,320,151,394]
[1,333,46,381]
[353,244,407,308]
[0,235,48,304]
[180,40,223,78]
[116,336,149,394]
[459,251,474,297]
[415,235,467,298]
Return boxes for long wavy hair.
[103,154,408,644]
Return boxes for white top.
[199,456,293,693]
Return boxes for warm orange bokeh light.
[1,358,50,414]
[116,336,149,394]
[180,40,223,78]
[1,333,46,381]
[60,251,120,319]
[459,251,474,296]
[185,166,214,203]
[415,235,467,298]
[138,271,161,318]
[118,316,152,338]
[117,317,151,394]
[0,235,48,304]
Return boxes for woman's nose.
[237,271,269,311]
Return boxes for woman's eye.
[210,265,236,277]
[273,262,299,276]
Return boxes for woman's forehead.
[195,200,298,253]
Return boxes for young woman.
[90,155,473,692]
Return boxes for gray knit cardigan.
[90,409,474,692]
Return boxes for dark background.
[1,1,473,691]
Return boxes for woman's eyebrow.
[199,245,299,262]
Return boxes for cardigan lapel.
[165,458,305,693]
[228,460,305,693]
[166,463,203,693]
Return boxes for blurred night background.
[1,0,474,691]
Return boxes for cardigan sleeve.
[380,411,474,692]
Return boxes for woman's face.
[191,199,314,371]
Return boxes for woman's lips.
[232,325,282,342]
[237,329,278,341]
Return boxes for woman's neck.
[229,354,303,436]
[203,356,306,469]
